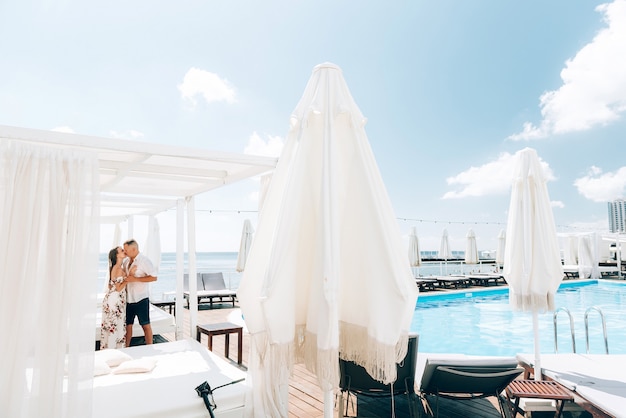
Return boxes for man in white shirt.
[123,239,158,346]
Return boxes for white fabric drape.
[144,215,162,272]
[563,235,578,266]
[0,140,99,417]
[112,222,122,248]
[578,233,601,280]
[236,219,254,272]
[237,63,418,417]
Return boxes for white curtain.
[0,140,99,417]
[144,215,162,271]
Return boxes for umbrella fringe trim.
[338,321,408,385]
[509,292,556,312]
[295,326,339,391]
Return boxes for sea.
[97,252,496,300]
[97,252,243,300]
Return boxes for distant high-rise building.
[608,200,626,233]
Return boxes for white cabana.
[0,125,277,417]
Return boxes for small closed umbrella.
[495,229,506,271]
[235,219,254,272]
[408,227,421,276]
[464,228,479,265]
[563,235,578,266]
[439,228,452,274]
[503,148,563,380]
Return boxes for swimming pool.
[410,279,626,356]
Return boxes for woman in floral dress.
[100,246,128,349]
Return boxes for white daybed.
[93,339,247,417]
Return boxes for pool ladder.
[553,307,609,354]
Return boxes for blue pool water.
[411,280,626,356]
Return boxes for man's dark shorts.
[126,297,151,326]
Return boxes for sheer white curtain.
[0,140,99,417]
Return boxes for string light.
[166,208,592,231]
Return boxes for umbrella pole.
[323,390,333,417]
[533,311,542,381]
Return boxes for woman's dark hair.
[108,247,119,278]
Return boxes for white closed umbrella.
[408,226,421,276]
[495,229,506,271]
[237,63,418,417]
[439,228,452,274]
[464,228,479,265]
[235,219,254,272]
[503,148,563,381]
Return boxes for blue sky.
[1,0,625,254]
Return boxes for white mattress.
[516,353,626,418]
[93,339,247,418]
[95,303,176,340]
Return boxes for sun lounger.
[562,265,579,279]
[516,353,626,418]
[435,275,471,289]
[416,277,438,291]
[465,273,505,286]
[417,354,523,417]
[183,272,237,309]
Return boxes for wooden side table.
[505,380,574,418]
[196,322,243,365]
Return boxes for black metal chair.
[338,333,419,417]
[418,356,523,417]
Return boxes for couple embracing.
[100,239,158,349]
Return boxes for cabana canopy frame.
[0,124,278,338]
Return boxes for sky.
[1,0,625,254]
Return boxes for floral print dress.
[100,276,126,349]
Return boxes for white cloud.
[443,151,556,199]
[178,67,236,107]
[509,0,626,140]
[244,131,284,158]
[574,165,626,201]
[551,200,565,209]
[51,126,75,133]
[109,129,144,140]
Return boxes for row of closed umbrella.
[407,227,507,268]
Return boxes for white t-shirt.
[124,253,158,303]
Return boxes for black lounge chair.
[338,334,419,417]
[418,356,523,417]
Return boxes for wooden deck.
[159,297,507,418]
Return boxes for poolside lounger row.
[415,274,506,291]
[183,272,237,309]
